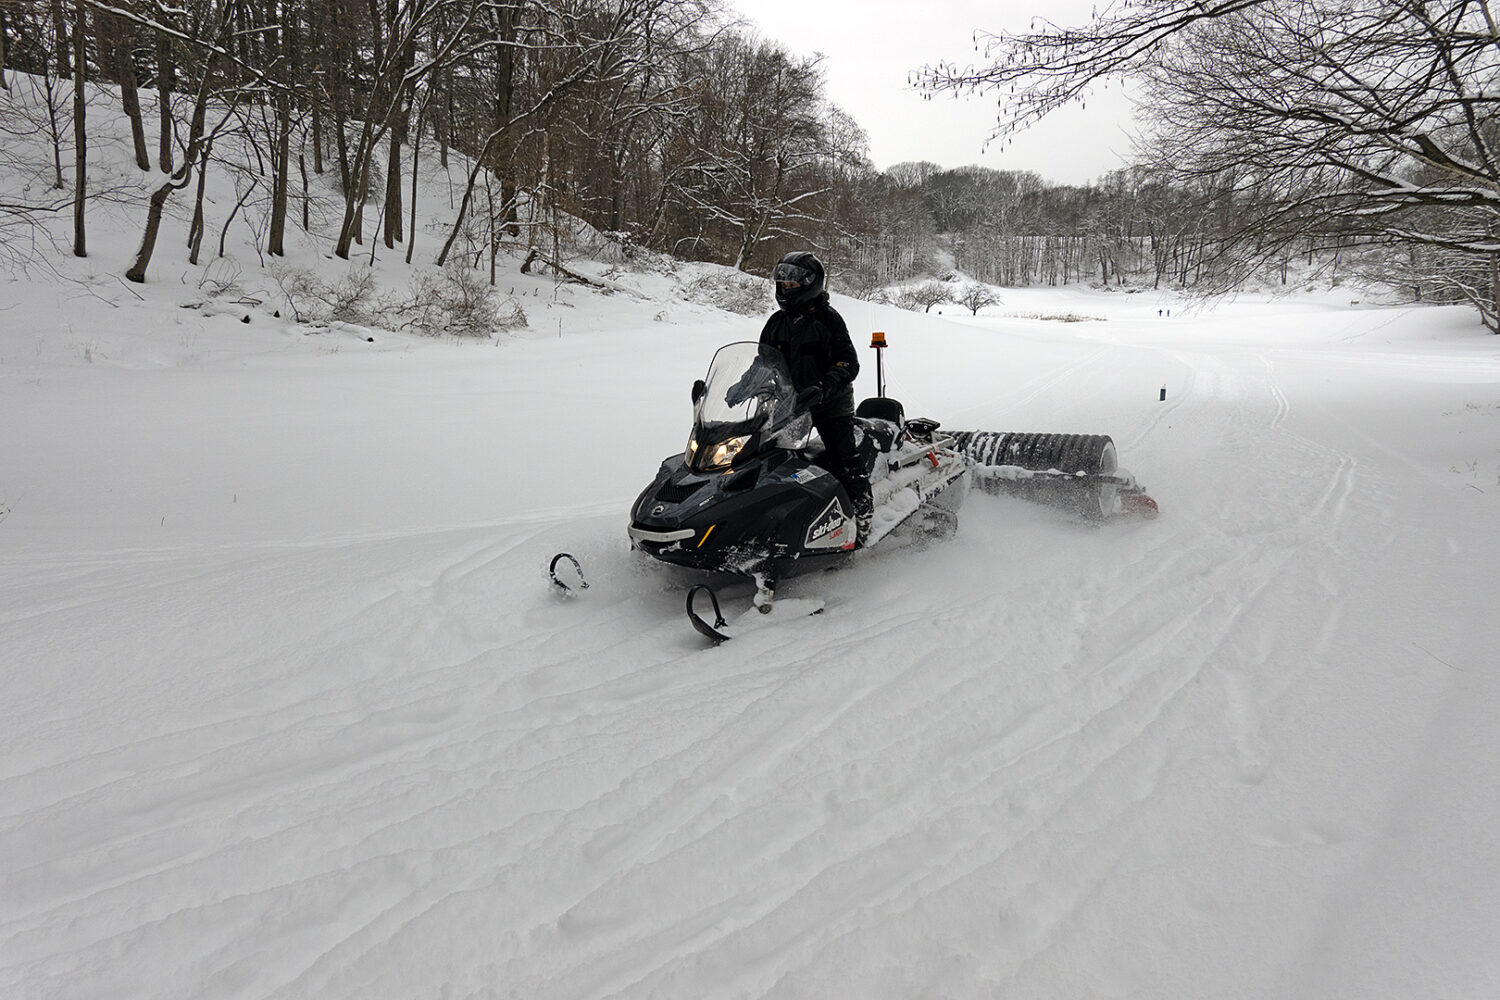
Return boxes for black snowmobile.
[552,340,1157,643]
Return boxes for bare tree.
[661,35,834,269]
[956,282,1001,315]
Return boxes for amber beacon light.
[870,331,887,397]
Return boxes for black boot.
[851,481,874,548]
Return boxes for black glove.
[795,384,826,411]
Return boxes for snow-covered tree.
[897,279,953,313]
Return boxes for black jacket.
[758,294,859,417]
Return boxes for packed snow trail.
[4,292,1499,999]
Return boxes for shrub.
[270,263,526,336]
[684,270,771,315]
[401,265,527,336]
[895,280,953,313]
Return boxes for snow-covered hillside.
[5,75,1500,1000]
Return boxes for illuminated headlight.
[687,434,750,471]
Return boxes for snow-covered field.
[6,268,1499,999]
[5,77,1500,1000]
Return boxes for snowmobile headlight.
[688,434,750,471]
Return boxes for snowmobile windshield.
[686,342,808,471]
[698,343,798,427]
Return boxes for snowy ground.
[5,271,1499,1000]
[5,75,1500,1000]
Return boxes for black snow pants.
[814,410,873,518]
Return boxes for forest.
[1,0,1497,328]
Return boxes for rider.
[760,251,874,544]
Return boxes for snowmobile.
[550,340,1157,643]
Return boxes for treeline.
[0,0,1324,295]
[3,0,1488,325]
[842,162,1267,296]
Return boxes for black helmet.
[772,251,825,310]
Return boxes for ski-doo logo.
[805,498,852,550]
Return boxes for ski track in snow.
[5,298,1500,1000]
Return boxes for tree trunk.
[333,97,351,195]
[268,92,291,254]
[311,100,324,174]
[494,4,517,236]
[71,0,86,258]
[352,151,369,247]
[309,16,324,174]
[130,177,175,282]
[1491,250,1499,334]
[1,7,11,90]
[439,79,449,169]
[104,16,150,170]
[219,175,257,258]
[405,93,427,265]
[334,129,372,258]
[188,139,212,264]
[50,0,70,78]
[267,13,291,256]
[155,31,173,173]
[383,113,405,248]
[43,63,65,188]
[608,147,624,233]
[486,170,497,284]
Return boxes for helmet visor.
[772,262,817,287]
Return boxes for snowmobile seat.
[855,396,904,453]
[856,396,905,425]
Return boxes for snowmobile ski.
[686,584,824,644]
[686,585,729,642]
[549,552,589,596]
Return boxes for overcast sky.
[727,0,1138,185]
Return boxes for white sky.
[727,0,1138,185]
